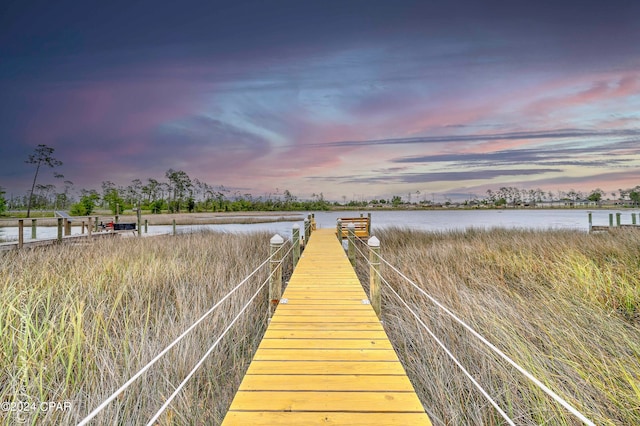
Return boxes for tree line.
[1,144,639,216]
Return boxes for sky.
[1,0,639,202]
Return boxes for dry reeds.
[356,227,640,425]
[0,231,285,425]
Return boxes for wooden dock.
[222,228,431,425]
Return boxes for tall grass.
[357,227,640,425]
[0,231,286,425]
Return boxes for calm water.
[1,209,635,242]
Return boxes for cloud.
[311,128,640,148]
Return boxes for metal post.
[336,219,342,241]
[18,219,24,249]
[347,223,355,267]
[57,218,63,243]
[588,212,592,233]
[292,224,300,268]
[368,236,381,318]
[31,219,37,240]
[269,234,284,319]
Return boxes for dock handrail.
[77,241,295,425]
[350,235,596,426]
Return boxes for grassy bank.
[3,227,638,425]
[0,231,290,425]
[357,228,640,425]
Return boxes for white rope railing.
[145,277,270,425]
[353,238,595,426]
[376,268,516,425]
[77,243,290,426]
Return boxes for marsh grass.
[1,231,292,425]
[355,227,640,425]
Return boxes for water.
[1,209,635,242]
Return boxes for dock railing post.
[88,217,92,238]
[18,219,24,249]
[31,219,37,240]
[57,218,63,243]
[336,219,342,241]
[588,212,593,233]
[304,218,310,245]
[172,219,176,236]
[269,234,284,319]
[367,212,372,236]
[347,223,356,267]
[81,220,85,234]
[368,236,381,318]
[95,216,99,232]
[64,218,71,236]
[292,224,300,268]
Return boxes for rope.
[359,242,595,426]
[77,253,274,426]
[145,278,269,425]
[376,269,516,425]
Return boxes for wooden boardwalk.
[222,228,431,425]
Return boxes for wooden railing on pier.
[336,214,371,239]
[222,228,431,425]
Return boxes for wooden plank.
[237,374,415,391]
[228,391,425,412]
[266,322,383,330]
[253,348,400,361]
[258,338,392,349]
[263,330,388,340]
[246,361,408,375]
[223,411,432,426]
[269,316,379,324]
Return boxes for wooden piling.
[31,219,37,240]
[304,218,310,245]
[588,212,593,232]
[609,213,614,227]
[292,224,300,268]
[95,216,99,232]
[172,219,176,235]
[88,217,92,237]
[347,223,356,267]
[616,212,621,227]
[145,219,148,233]
[633,213,637,225]
[336,219,342,241]
[368,236,381,318]
[18,219,24,249]
[57,218,63,243]
[81,221,85,234]
[64,218,71,236]
[269,234,284,319]
[137,204,142,237]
